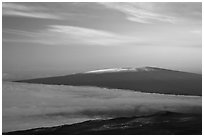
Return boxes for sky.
[2,2,202,80]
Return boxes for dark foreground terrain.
[17,67,202,96]
[4,111,202,135]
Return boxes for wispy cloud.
[3,25,144,46]
[48,25,142,46]
[191,30,202,35]
[3,23,201,48]
[2,28,54,45]
[3,29,40,37]
[100,3,176,24]
[2,3,61,19]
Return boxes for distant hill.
[4,111,202,135]
[16,67,202,96]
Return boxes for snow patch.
[84,67,157,74]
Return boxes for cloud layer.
[3,82,201,132]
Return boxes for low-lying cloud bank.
[3,82,201,132]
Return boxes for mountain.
[3,111,202,135]
[16,67,202,96]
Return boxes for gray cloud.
[100,3,176,24]
[2,3,201,48]
[2,3,62,19]
[2,26,144,46]
[100,2,201,24]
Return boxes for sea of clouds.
[2,81,201,132]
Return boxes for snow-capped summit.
[84,68,133,74]
[84,67,158,74]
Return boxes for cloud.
[3,25,143,46]
[158,2,201,24]
[100,3,176,24]
[2,28,54,45]
[2,3,201,47]
[2,3,61,19]
[48,25,142,46]
[3,29,40,37]
[191,30,202,34]
[3,82,201,131]
[2,23,201,48]
[100,2,201,24]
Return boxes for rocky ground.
[4,111,202,135]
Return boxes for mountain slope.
[16,67,202,96]
[4,111,202,135]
